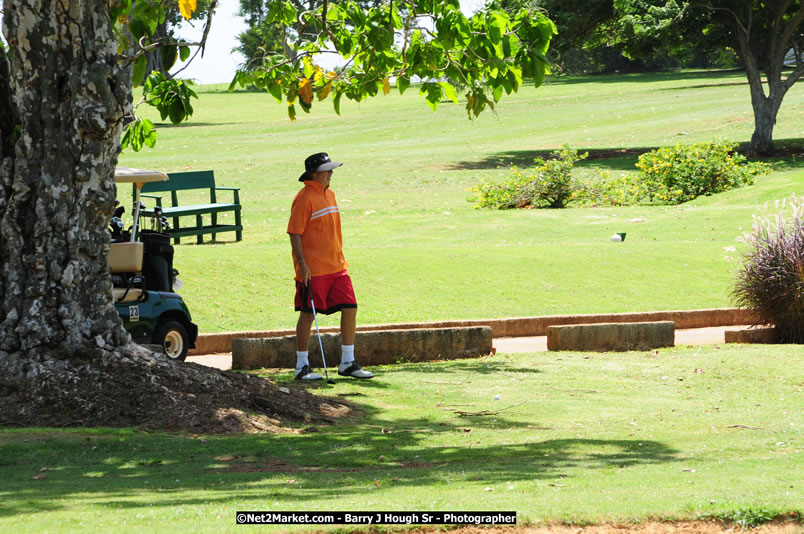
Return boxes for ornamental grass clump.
[635,141,769,204]
[731,195,804,343]
[470,146,588,209]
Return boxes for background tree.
[512,0,802,155]
[0,0,555,428]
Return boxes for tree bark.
[0,0,131,381]
[748,83,786,156]
[719,0,803,155]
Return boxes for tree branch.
[778,2,804,60]
[782,64,804,91]
[704,5,749,39]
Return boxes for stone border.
[232,326,493,369]
[547,321,675,352]
[725,326,777,344]
[189,308,759,356]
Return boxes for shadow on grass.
[543,70,745,86]
[384,360,543,376]
[448,147,653,171]
[449,138,804,172]
[0,426,679,515]
[154,122,238,128]
[0,387,681,516]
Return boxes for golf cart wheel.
[153,319,189,361]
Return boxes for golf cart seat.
[108,242,144,273]
[112,287,144,303]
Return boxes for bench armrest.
[215,187,240,204]
[140,194,163,208]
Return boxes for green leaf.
[492,84,503,102]
[302,57,314,79]
[110,0,132,21]
[333,90,343,115]
[160,45,178,71]
[141,118,157,148]
[397,77,410,95]
[132,55,147,87]
[502,33,521,57]
[487,13,507,44]
[507,68,522,92]
[267,81,282,103]
[179,46,191,62]
[287,104,297,122]
[281,1,297,26]
[121,117,157,152]
[440,81,458,104]
[532,59,545,88]
[420,83,442,111]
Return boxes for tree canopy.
[231,0,555,121]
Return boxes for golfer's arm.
[289,233,306,264]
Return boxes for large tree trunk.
[1,0,131,380]
[726,1,804,156]
[746,74,787,156]
[0,1,345,433]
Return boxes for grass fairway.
[117,70,804,333]
[1,345,801,532]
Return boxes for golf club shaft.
[309,285,331,381]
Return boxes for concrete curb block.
[725,326,777,344]
[232,326,493,370]
[190,308,759,356]
[547,321,675,352]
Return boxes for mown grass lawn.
[117,69,804,334]
[1,344,801,533]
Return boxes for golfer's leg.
[340,307,356,346]
[296,312,314,351]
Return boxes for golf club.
[308,283,335,384]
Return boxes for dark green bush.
[589,141,770,206]
[635,141,769,204]
[470,146,588,209]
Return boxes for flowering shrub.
[587,171,650,206]
[635,141,769,204]
[470,146,588,209]
[731,195,804,343]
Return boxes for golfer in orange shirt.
[287,153,374,381]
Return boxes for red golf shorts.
[295,270,357,315]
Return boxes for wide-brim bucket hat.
[299,152,343,181]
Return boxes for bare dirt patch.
[0,344,355,434]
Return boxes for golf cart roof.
[114,166,168,184]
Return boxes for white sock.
[341,345,355,365]
[296,351,309,370]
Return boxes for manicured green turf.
[1,345,801,532]
[117,70,804,333]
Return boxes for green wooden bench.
[136,170,243,244]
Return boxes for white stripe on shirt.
[310,206,339,221]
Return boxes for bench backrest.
[137,170,218,207]
[141,170,215,193]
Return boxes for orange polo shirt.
[287,180,348,281]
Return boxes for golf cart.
[109,167,198,360]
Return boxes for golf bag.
[139,230,175,292]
